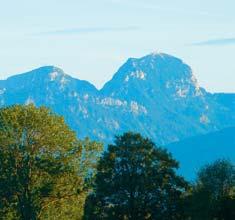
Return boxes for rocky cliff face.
[1,53,234,145]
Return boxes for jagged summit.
[106,52,190,82]
[128,51,179,60]
[126,52,184,65]
[101,52,201,100]
[5,66,97,92]
[0,65,98,101]
[0,52,234,146]
[6,66,64,81]
[29,65,63,73]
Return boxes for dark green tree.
[186,159,235,220]
[84,132,188,220]
[0,105,102,220]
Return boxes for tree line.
[0,105,234,220]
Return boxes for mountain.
[167,127,235,179]
[101,53,235,143]
[0,53,235,146]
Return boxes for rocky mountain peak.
[0,52,234,146]
[101,52,204,100]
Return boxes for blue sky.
[1,0,235,92]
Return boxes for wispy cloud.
[36,26,139,36]
[192,38,235,46]
[105,0,211,16]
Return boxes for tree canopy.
[84,132,188,220]
[1,105,234,220]
[0,105,102,220]
[185,159,235,220]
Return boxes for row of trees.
[0,105,234,219]
[84,133,235,220]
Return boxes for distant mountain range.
[1,53,234,144]
[167,127,235,179]
[1,52,235,178]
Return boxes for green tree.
[0,105,102,220]
[84,132,188,220]
[186,159,235,220]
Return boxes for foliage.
[0,105,102,220]
[84,132,189,220]
[1,104,235,220]
[185,159,235,220]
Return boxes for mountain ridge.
[1,52,235,145]
[167,126,235,179]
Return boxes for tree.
[0,105,102,220]
[186,159,235,220]
[84,132,189,220]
